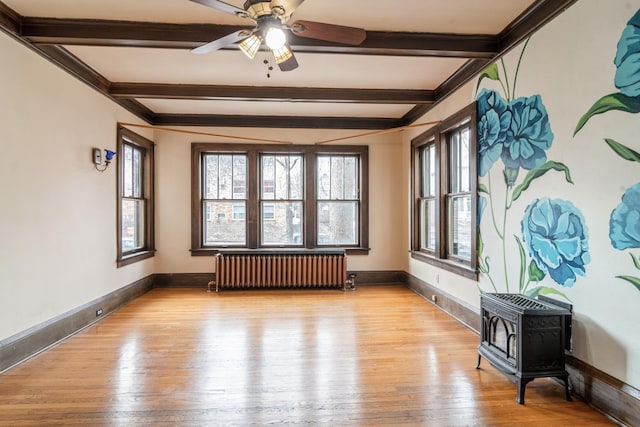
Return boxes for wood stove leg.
[559,375,572,401]
[476,354,482,369]
[516,378,533,404]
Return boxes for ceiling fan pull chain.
[263,50,274,78]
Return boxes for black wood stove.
[476,293,572,404]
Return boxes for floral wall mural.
[476,39,589,300]
[574,9,640,292]
[407,0,640,393]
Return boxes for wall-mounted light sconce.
[93,148,116,172]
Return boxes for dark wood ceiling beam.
[154,114,401,130]
[20,18,498,58]
[0,1,20,35]
[110,83,435,104]
[401,0,579,125]
[499,0,578,51]
[402,58,491,125]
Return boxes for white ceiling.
[2,0,548,129]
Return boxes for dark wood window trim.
[116,125,155,268]
[411,103,478,279]
[191,143,369,256]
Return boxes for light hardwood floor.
[0,286,614,426]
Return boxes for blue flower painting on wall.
[476,38,589,300]
[575,9,640,292]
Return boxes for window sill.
[191,247,370,256]
[117,249,155,268]
[411,251,478,281]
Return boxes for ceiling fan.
[189,0,367,72]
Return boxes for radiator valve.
[346,273,357,291]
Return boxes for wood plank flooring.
[0,286,615,426]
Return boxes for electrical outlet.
[92,148,102,165]
[96,308,103,317]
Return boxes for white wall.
[0,32,154,340]
[404,0,640,389]
[153,127,408,275]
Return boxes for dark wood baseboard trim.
[403,271,639,426]
[349,270,406,286]
[153,273,213,288]
[153,270,406,289]
[405,272,480,332]
[566,355,640,426]
[0,275,154,373]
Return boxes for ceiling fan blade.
[290,20,366,45]
[191,30,250,55]
[189,0,247,17]
[270,0,305,19]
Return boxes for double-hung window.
[192,143,368,254]
[411,103,477,278]
[117,126,155,267]
[202,153,248,246]
[317,155,360,246]
[260,154,304,246]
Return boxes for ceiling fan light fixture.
[244,1,271,19]
[238,34,263,59]
[265,27,286,50]
[271,44,293,64]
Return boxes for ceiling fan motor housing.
[244,1,285,20]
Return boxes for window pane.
[123,144,133,198]
[267,155,303,200]
[317,155,359,201]
[133,148,141,198]
[288,155,303,199]
[204,154,247,200]
[261,155,275,200]
[344,156,358,200]
[449,127,470,193]
[204,155,219,199]
[275,156,289,199]
[203,201,246,246]
[261,202,303,245]
[218,155,233,200]
[330,157,344,199]
[233,155,246,199]
[317,156,330,199]
[421,144,435,197]
[448,195,471,260]
[122,199,144,252]
[317,202,358,245]
[420,198,436,251]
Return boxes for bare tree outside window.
[317,155,359,245]
[261,154,303,245]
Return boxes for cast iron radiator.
[212,249,348,292]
